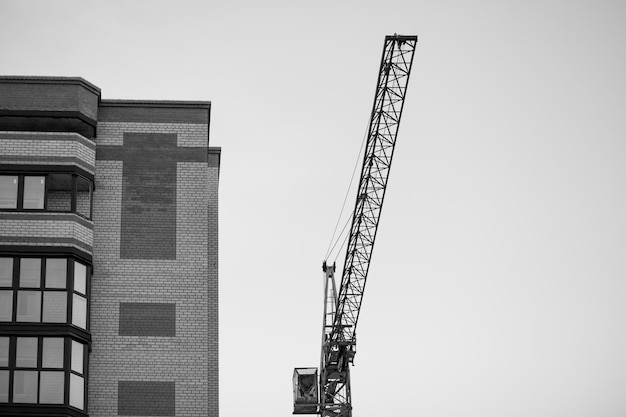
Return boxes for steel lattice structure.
[333,34,417,346]
[294,34,416,417]
[320,34,417,417]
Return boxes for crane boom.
[294,34,417,417]
[333,34,417,346]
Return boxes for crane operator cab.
[293,368,319,414]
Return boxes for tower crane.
[293,34,418,417]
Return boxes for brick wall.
[118,303,176,337]
[207,148,219,417]
[0,79,219,417]
[0,212,93,254]
[90,112,217,416]
[0,77,100,120]
[0,131,96,174]
[0,77,100,138]
[118,381,176,416]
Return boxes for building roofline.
[100,99,211,109]
[0,76,101,96]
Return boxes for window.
[0,254,90,412]
[46,173,72,212]
[0,258,12,286]
[0,256,89,330]
[0,173,93,219]
[0,291,11,322]
[0,176,18,209]
[0,371,7,403]
[0,259,13,322]
[72,262,88,329]
[23,176,45,209]
[69,341,85,409]
[0,336,86,409]
[75,176,92,218]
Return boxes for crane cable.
[326,215,352,264]
[323,118,370,263]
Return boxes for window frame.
[0,335,87,410]
[0,256,90,331]
[0,172,94,220]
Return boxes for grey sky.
[1,1,626,416]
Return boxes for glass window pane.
[76,176,92,218]
[0,176,18,209]
[16,291,41,322]
[0,291,12,321]
[69,373,84,409]
[16,338,38,368]
[19,258,41,288]
[0,258,13,286]
[23,176,45,209]
[42,338,64,368]
[0,370,8,402]
[13,371,38,403]
[46,173,72,212]
[45,259,67,288]
[74,262,86,295]
[72,294,87,329]
[71,340,84,374]
[43,292,67,323]
[0,338,8,367]
[40,371,64,404]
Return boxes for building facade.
[0,76,219,417]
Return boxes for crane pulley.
[294,34,417,417]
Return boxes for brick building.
[0,76,219,416]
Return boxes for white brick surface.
[0,213,93,253]
[90,124,217,417]
[0,131,95,173]
[96,122,208,147]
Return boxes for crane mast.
[294,34,417,417]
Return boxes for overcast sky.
[2,1,626,416]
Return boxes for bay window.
[0,253,90,414]
[0,256,89,330]
[0,336,87,410]
[0,173,93,219]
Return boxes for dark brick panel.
[0,115,96,138]
[0,78,100,118]
[0,78,100,137]
[99,102,209,124]
[207,147,221,168]
[97,133,206,260]
[119,303,176,337]
[118,381,175,416]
